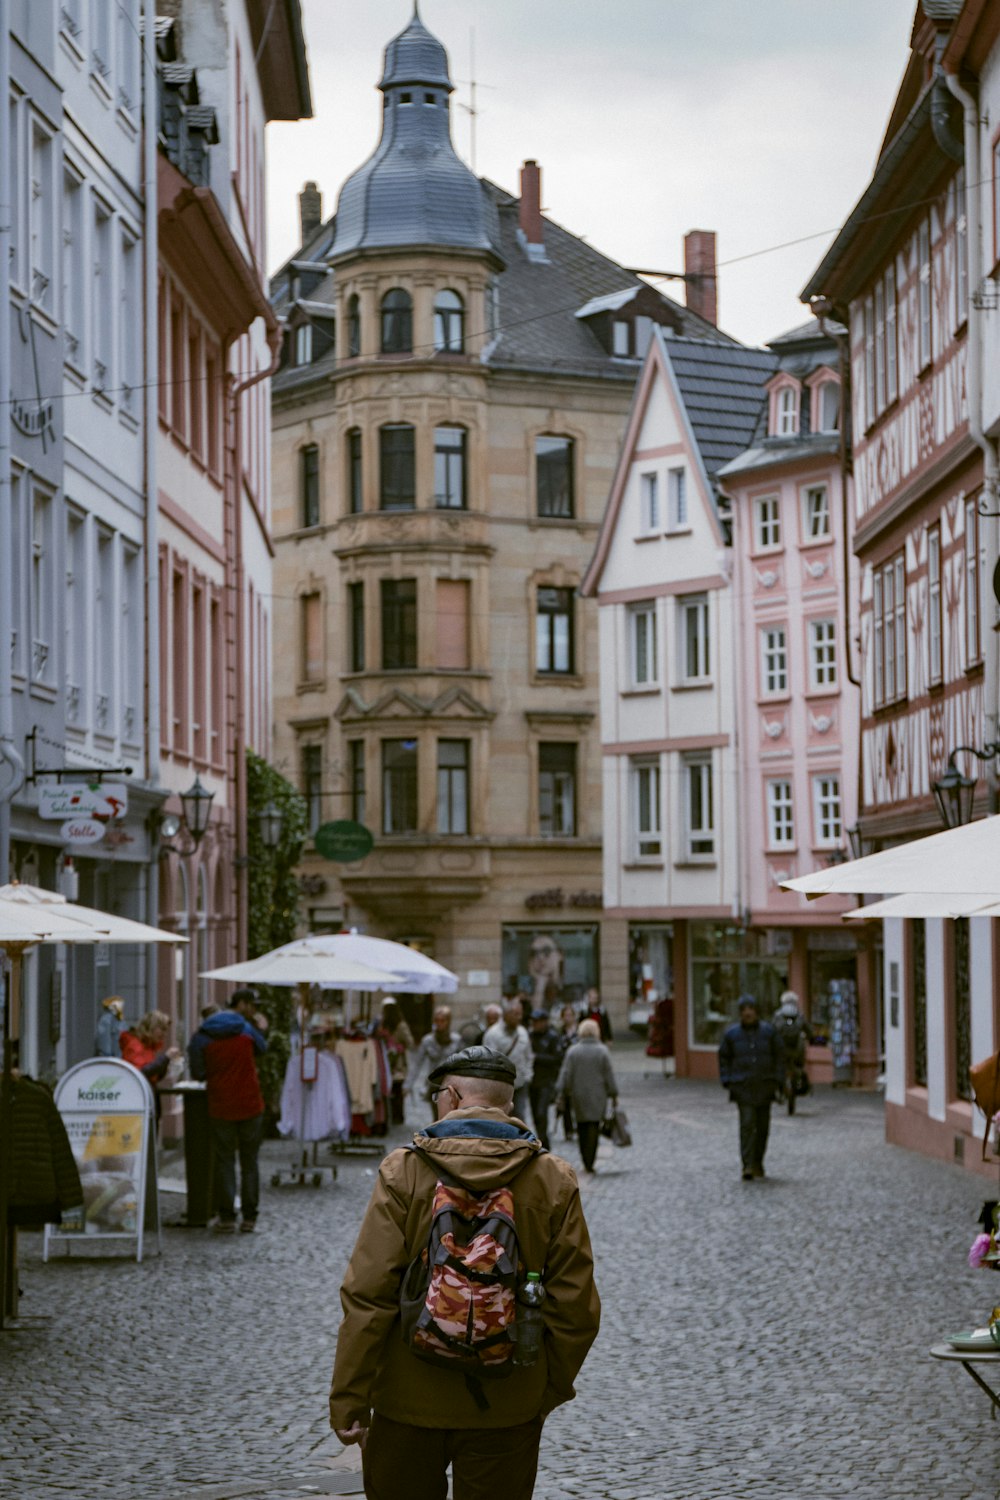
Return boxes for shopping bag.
[609,1106,632,1149]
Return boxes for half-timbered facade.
[803,0,999,1171]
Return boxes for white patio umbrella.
[843,892,1000,922]
[0,881,186,944]
[200,949,399,989]
[781,815,1000,900]
[277,933,459,995]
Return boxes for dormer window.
[400,92,412,104]
[424,93,436,105]
[294,323,312,366]
[612,320,630,356]
[817,380,840,433]
[768,382,799,438]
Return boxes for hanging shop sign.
[60,817,106,846]
[39,783,129,821]
[43,1059,160,1263]
[314,820,374,863]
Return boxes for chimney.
[299,180,322,245]
[519,160,543,247]
[684,229,718,327]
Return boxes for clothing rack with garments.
[272,998,351,1188]
[326,1029,389,1158]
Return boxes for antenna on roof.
[455,28,495,174]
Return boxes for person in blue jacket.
[718,996,783,1180]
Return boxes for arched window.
[771,384,799,438]
[347,293,361,358]
[380,288,412,354]
[434,289,464,353]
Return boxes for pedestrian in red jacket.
[188,988,268,1235]
[119,1010,181,1123]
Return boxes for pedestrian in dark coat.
[555,1020,617,1173]
[718,996,783,1179]
[528,1008,565,1150]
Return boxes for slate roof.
[664,337,777,480]
[329,13,501,263]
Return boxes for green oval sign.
[314,820,374,863]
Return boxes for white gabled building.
[582,327,775,1079]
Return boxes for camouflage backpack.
[399,1148,520,1405]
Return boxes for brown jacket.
[329,1105,600,1430]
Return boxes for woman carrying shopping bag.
[555,1018,617,1174]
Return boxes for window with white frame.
[628,601,658,687]
[812,774,842,847]
[808,619,837,689]
[754,494,781,550]
[803,484,830,539]
[117,0,141,116]
[95,528,114,730]
[10,468,24,676]
[965,497,981,665]
[120,229,140,414]
[761,626,788,696]
[63,166,85,365]
[683,756,715,860]
[885,263,898,404]
[667,467,687,529]
[872,553,906,707]
[612,319,630,356]
[640,472,659,532]
[9,91,25,294]
[863,294,875,426]
[29,115,56,314]
[632,759,661,859]
[538,742,575,838]
[294,322,313,366]
[816,382,840,434]
[954,168,968,330]
[92,195,113,395]
[679,594,710,681]
[30,486,55,684]
[927,524,942,686]
[774,385,798,437]
[767,780,795,848]
[65,506,87,723]
[121,543,141,743]
[918,219,932,370]
[874,278,886,412]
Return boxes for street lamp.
[257,799,285,850]
[846,823,872,861]
[179,776,215,847]
[931,743,1000,829]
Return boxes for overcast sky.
[266,0,917,348]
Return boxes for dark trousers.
[576,1119,601,1172]
[210,1113,263,1222]
[529,1082,556,1150]
[512,1085,531,1124]
[737,1100,771,1171]
[362,1412,544,1500]
[389,1079,406,1125]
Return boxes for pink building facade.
[152,4,310,1059]
[720,322,877,1084]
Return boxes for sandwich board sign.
[44,1059,160,1262]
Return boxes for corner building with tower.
[269,12,730,1026]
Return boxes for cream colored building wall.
[272,248,633,1013]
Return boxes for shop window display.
[690,923,789,1047]
[502,926,598,1014]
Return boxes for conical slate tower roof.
[329,9,502,263]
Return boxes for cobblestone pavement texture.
[2,1044,999,1499]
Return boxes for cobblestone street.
[2,1045,998,1500]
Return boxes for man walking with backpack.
[329,1046,600,1499]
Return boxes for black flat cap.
[426,1046,516,1088]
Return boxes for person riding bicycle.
[773,990,811,1098]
